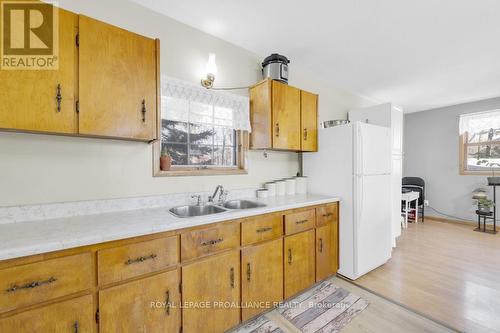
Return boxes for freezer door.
[354,174,392,278]
[354,122,391,176]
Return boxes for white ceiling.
[132,0,500,113]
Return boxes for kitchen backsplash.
[0,188,257,225]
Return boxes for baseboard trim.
[426,216,476,226]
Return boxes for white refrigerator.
[349,103,404,247]
[304,122,392,280]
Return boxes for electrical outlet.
[424,200,429,206]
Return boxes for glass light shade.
[206,53,218,75]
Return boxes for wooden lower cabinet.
[182,250,240,333]
[241,238,283,320]
[316,223,338,281]
[284,230,316,298]
[0,294,94,333]
[99,270,180,333]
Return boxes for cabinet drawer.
[0,253,93,313]
[98,236,178,286]
[284,209,315,235]
[241,214,283,246]
[181,223,240,262]
[316,203,338,227]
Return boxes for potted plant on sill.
[160,149,172,171]
[477,198,495,214]
[477,160,500,185]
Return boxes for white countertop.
[0,194,338,261]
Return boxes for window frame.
[459,128,500,175]
[152,100,249,177]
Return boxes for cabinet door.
[284,230,315,298]
[182,251,240,333]
[249,79,272,149]
[272,80,301,150]
[242,238,283,320]
[0,7,77,134]
[300,90,318,152]
[316,223,338,281]
[99,270,180,333]
[78,15,158,141]
[0,294,94,333]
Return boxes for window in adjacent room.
[459,109,500,174]
[154,77,251,176]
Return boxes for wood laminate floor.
[354,219,500,333]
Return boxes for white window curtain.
[161,75,251,132]
[459,109,500,135]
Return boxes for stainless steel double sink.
[169,199,266,218]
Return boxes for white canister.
[256,189,269,198]
[264,182,276,197]
[295,176,307,194]
[275,181,286,196]
[285,178,296,195]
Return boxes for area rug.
[232,278,369,333]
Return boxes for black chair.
[402,177,425,222]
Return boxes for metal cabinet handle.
[275,123,280,137]
[246,263,251,282]
[256,227,272,233]
[124,253,157,265]
[141,99,146,122]
[296,219,308,225]
[230,267,235,288]
[288,249,292,264]
[303,128,308,141]
[6,276,57,293]
[319,238,323,253]
[56,84,62,112]
[73,321,79,333]
[323,213,333,217]
[201,238,223,246]
[165,290,170,315]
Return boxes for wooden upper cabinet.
[301,90,318,152]
[0,8,77,134]
[249,79,318,152]
[249,79,272,149]
[272,80,301,150]
[99,270,180,333]
[78,15,158,141]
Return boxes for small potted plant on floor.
[160,149,171,171]
[477,198,495,214]
[477,160,500,185]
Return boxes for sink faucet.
[191,194,203,206]
[208,185,224,204]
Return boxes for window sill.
[154,168,248,177]
[460,170,500,176]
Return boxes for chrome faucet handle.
[191,195,203,206]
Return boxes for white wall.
[404,96,500,221]
[0,0,372,207]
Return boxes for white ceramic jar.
[264,182,276,197]
[275,180,286,196]
[285,178,296,195]
[295,176,307,194]
[256,189,269,198]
